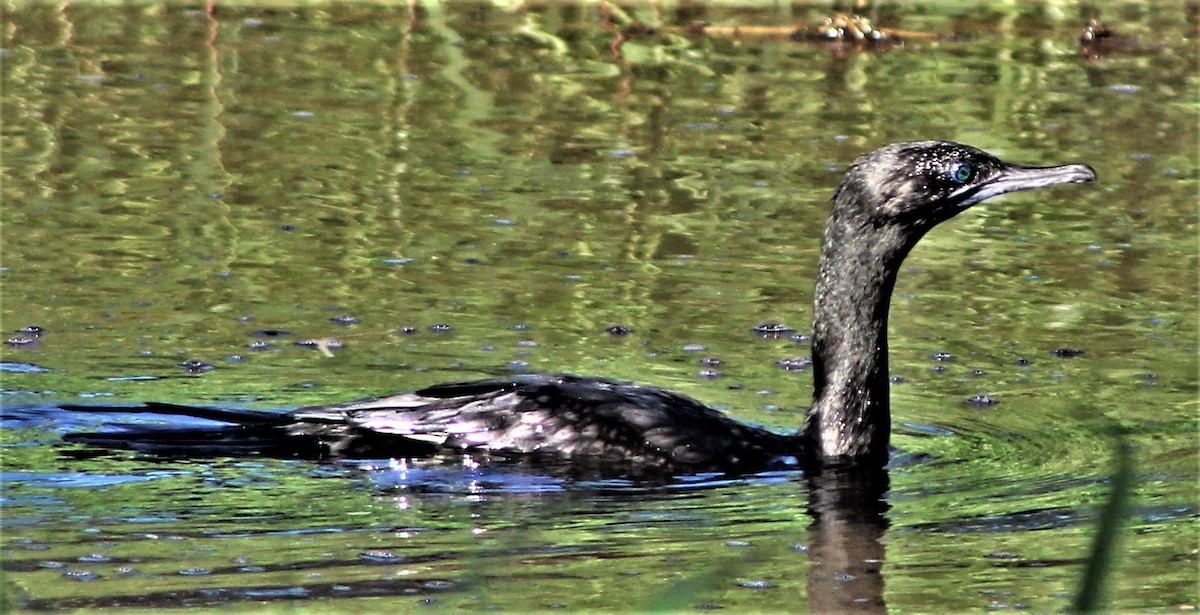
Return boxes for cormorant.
[61,141,1096,474]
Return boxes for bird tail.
[55,402,325,458]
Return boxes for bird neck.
[802,194,919,466]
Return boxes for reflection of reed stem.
[1070,434,1134,613]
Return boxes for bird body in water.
[62,141,1096,473]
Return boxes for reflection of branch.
[1070,436,1134,612]
[805,466,890,614]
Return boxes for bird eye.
[949,162,974,184]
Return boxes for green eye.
[950,163,974,183]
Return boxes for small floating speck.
[291,111,314,118]
[494,219,515,226]
[18,325,46,336]
[1107,84,1139,93]
[62,570,101,581]
[178,568,212,576]
[931,351,954,362]
[78,553,112,563]
[752,321,794,338]
[6,337,38,347]
[178,359,214,373]
[790,333,811,344]
[699,357,722,366]
[682,343,707,352]
[1013,357,1032,366]
[608,148,637,158]
[383,257,415,265]
[966,394,998,407]
[889,375,907,384]
[330,314,359,325]
[398,326,419,335]
[737,579,776,590]
[248,340,274,351]
[775,356,812,371]
[428,324,453,333]
[698,369,721,379]
[360,549,403,563]
[1051,347,1084,358]
[295,339,343,356]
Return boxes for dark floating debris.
[1077,19,1158,58]
[775,356,812,371]
[359,550,403,564]
[752,321,795,338]
[966,394,998,407]
[178,359,214,374]
[1079,19,1112,43]
[1051,347,1084,358]
[254,329,291,337]
[295,339,344,357]
[1013,357,1033,366]
[604,325,633,336]
[398,326,419,335]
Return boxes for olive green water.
[1,2,1196,612]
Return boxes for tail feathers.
[58,402,295,427]
[57,403,326,458]
[63,426,330,458]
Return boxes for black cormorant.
[62,141,1096,474]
